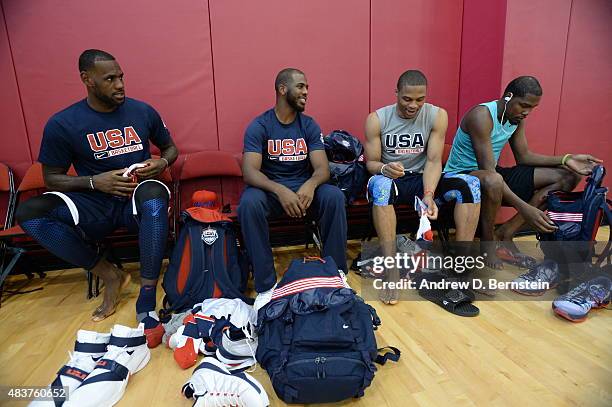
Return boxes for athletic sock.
[136,285,164,348]
[136,285,157,316]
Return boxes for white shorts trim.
[43,192,79,225]
[131,179,171,215]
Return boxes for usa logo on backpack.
[160,207,251,317]
[256,256,400,404]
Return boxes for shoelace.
[561,282,591,306]
[234,327,258,373]
[588,283,610,305]
[197,375,244,407]
[519,266,542,282]
[521,263,555,282]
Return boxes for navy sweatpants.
[238,183,347,293]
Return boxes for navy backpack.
[324,130,368,204]
[160,207,251,318]
[539,165,612,269]
[256,256,399,404]
[540,165,611,242]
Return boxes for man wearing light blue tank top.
[445,76,602,268]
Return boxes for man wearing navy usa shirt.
[16,49,178,347]
[238,68,347,309]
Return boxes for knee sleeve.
[16,194,67,223]
[440,173,481,204]
[17,194,99,269]
[367,175,397,206]
[134,180,170,210]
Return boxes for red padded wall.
[498,0,573,167]
[0,3,31,178]
[495,0,572,222]
[2,0,218,160]
[370,0,463,143]
[555,0,612,188]
[457,0,506,126]
[210,0,370,151]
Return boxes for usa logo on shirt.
[267,138,308,161]
[384,133,425,155]
[86,126,143,159]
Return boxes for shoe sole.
[511,282,558,297]
[552,302,609,323]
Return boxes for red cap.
[191,190,220,211]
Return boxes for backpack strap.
[375,346,401,365]
[368,304,381,330]
[604,200,612,242]
[593,200,612,267]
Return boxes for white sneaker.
[64,347,133,407]
[65,324,150,407]
[29,329,110,406]
[29,354,96,407]
[74,329,111,360]
[107,323,151,374]
[215,328,258,371]
[254,284,277,315]
[182,357,269,407]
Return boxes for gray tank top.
[376,102,439,173]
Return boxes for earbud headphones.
[500,92,513,123]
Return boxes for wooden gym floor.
[0,229,610,407]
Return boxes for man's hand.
[519,204,557,233]
[133,158,168,180]
[565,154,603,176]
[381,162,405,179]
[422,194,438,220]
[92,169,138,197]
[296,180,316,212]
[276,186,305,218]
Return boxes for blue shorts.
[44,180,170,241]
[367,172,481,206]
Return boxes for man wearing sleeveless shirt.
[239,68,347,310]
[445,76,602,267]
[365,70,481,304]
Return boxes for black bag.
[324,130,368,204]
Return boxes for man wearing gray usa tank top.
[364,70,481,304]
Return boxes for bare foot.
[481,241,503,269]
[91,265,131,322]
[378,287,399,305]
[494,226,520,253]
[379,268,400,305]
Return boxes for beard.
[286,89,305,112]
[93,87,124,109]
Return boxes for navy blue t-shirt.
[243,109,324,188]
[38,97,171,176]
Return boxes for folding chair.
[176,150,244,215]
[0,163,101,303]
[0,162,25,304]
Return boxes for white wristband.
[380,164,387,176]
[160,157,169,168]
[89,176,95,190]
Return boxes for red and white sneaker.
[64,324,150,407]
[29,329,110,406]
[182,357,269,407]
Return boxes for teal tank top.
[444,100,517,172]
